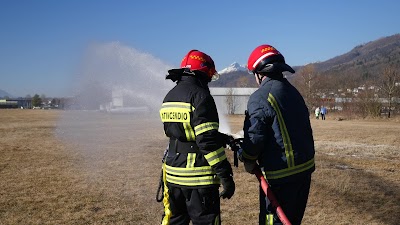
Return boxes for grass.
[0,110,399,225]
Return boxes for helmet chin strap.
[255,73,264,86]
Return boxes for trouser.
[321,113,325,120]
[162,184,221,225]
[259,174,312,225]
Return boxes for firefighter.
[241,44,315,225]
[159,50,235,225]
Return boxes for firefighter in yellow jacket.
[159,50,235,225]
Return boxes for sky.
[1,0,399,97]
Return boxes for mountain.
[0,89,12,98]
[310,33,400,81]
[212,33,400,87]
[210,63,257,87]
[218,62,247,74]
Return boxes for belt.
[168,138,199,155]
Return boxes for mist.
[56,42,232,174]
[68,42,173,111]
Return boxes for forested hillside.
[312,33,400,83]
[212,34,400,88]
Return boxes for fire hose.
[226,135,292,225]
[253,167,292,225]
[155,135,292,224]
[156,147,168,202]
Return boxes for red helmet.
[247,44,295,74]
[181,50,219,81]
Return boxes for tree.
[236,76,254,87]
[225,88,238,115]
[51,98,58,105]
[32,94,42,107]
[379,65,399,118]
[40,94,47,103]
[355,80,381,118]
[292,64,319,111]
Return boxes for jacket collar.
[260,77,273,87]
[179,75,210,90]
[260,75,285,87]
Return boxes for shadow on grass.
[314,156,400,225]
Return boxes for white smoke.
[71,42,174,110]
[55,42,235,200]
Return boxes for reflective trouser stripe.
[162,162,171,225]
[266,214,274,225]
[166,174,220,186]
[204,147,227,166]
[268,93,295,168]
[214,214,220,225]
[194,122,219,136]
[186,153,196,168]
[263,158,315,180]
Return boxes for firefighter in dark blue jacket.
[241,44,315,225]
[159,50,235,225]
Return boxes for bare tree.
[236,76,254,87]
[225,88,237,115]
[292,64,319,111]
[379,66,399,118]
[355,80,381,118]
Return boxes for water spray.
[58,41,235,164]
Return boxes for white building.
[210,87,258,115]
[106,87,257,114]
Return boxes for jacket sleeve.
[242,97,268,161]
[192,91,231,170]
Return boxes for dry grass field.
[1,109,399,225]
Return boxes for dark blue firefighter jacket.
[242,76,315,184]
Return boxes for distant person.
[315,107,320,120]
[159,50,235,225]
[240,44,315,225]
[320,106,327,120]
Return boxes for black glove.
[243,158,257,174]
[219,176,235,199]
[219,133,233,148]
[213,160,235,199]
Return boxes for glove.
[220,133,234,149]
[237,148,256,173]
[213,160,235,199]
[219,176,235,199]
[243,158,257,174]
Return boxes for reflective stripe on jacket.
[160,75,228,187]
[243,76,315,184]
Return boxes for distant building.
[0,99,32,109]
[210,87,257,115]
[105,87,257,115]
[103,87,169,113]
[0,99,18,108]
